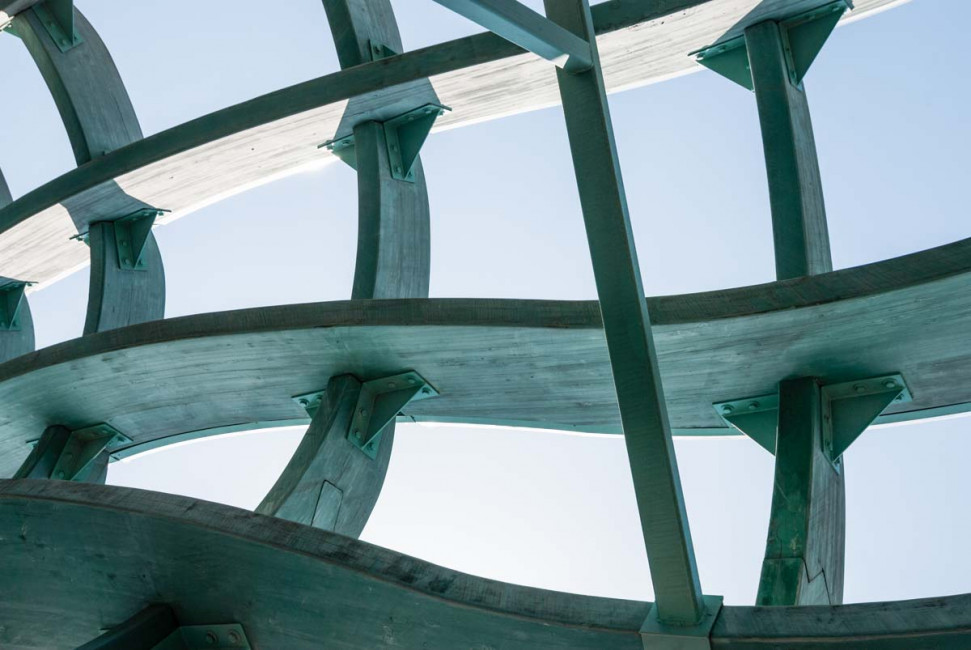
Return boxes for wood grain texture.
[0,236,966,475]
[0,0,901,290]
[548,0,702,625]
[0,172,34,362]
[83,222,165,334]
[13,7,142,165]
[256,374,395,537]
[14,7,164,334]
[758,378,844,607]
[0,480,966,649]
[747,20,832,280]
[257,0,429,538]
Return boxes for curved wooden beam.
[255,0,433,537]
[0,238,967,474]
[0,0,900,291]
[1,480,969,648]
[0,170,34,362]
[14,6,163,333]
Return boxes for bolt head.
[228,630,242,645]
[205,631,218,645]
[883,380,897,389]
[853,384,865,394]
[721,405,734,414]
[748,401,759,411]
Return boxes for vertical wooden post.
[746,21,832,280]
[0,169,35,362]
[16,7,164,333]
[759,377,845,605]
[546,0,705,626]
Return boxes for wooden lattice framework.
[1,0,969,648]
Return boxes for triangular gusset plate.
[822,373,911,461]
[781,0,850,86]
[383,104,449,182]
[693,0,850,90]
[349,370,438,458]
[113,208,164,270]
[0,281,28,331]
[323,134,357,170]
[694,37,753,90]
[714,393,779,454]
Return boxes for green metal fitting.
[112,208,166,270]
[349,370,438,458]
[714,372,911,461]
[0,281,30,331]
[692,0,851,89]
[368,39,398,62]
[154,623,250,649]
[320,103,451,183]
[640,595,723,649]
[32,0,82,52]
[292,389,325,419]
[50,423,132,481]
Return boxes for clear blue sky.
[1,0,969,605]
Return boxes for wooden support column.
[746,20,832,280]
[257,375,392,536]
[322,0,432,300]
[759,377,844,605]
[15,6,164,333]
[13,425,110,484]
[0,169,34,362]
[545,0,707,627]
[257,0,434,536]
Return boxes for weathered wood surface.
[14,6,165,332]
[549,0,702,625]
[0,171,34,362]
[0,237,967,474]
[758,378,844,607]
[747,20,832,280]
[255,0,429,537]
[0,480,968,649]
[0,0,901,290]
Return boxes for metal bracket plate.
[50,423,132,481]
[154,624,250,649]
[292,389,325,418]
[714,372,911,460]
[349,370,438,458]
[111,208,166,270]
[0,281,31,331]
[640,595,723,650]
[692,0,851,89]
[32,0,82,52]
[320,103,450,182]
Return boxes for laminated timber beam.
[0,170,34,362]
[0,236,970,476]
[543,0,710,631]
[12,5,165,333]
[0,0,902,292]
[255,0,436,538]
[3,480,971,649]
[695,2,848,280]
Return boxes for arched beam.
[13,6,164,335]
[258,0,434,536]
[0,170,33,363]
[4,481,971,649]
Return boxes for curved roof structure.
[1,0,965,647]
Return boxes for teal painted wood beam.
[546,0,705,627]
[758,377,844,605]
[257,375,396,536]
[433,0,592,71]
[746,20,832,280]
[0,1,901,290]
[0,173,35,363]
[15,7,164,333]
[256,0,432,538]
[5,481,971,648]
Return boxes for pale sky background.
[1,0,969,606]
